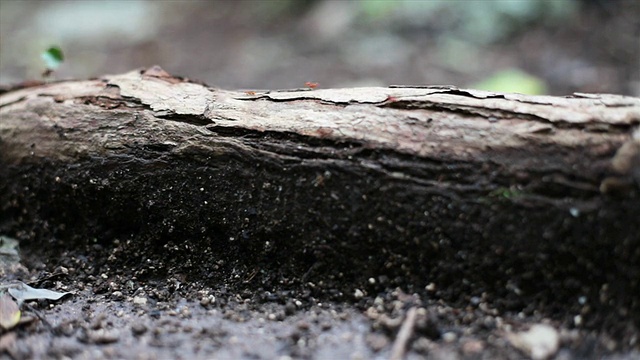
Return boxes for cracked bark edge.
[1,67,639,329]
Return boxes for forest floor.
[1,1,639,359]
[0,237,638,360]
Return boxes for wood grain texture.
[1,68,639,328]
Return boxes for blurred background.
[0,0,638,96]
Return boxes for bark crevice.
[1,68,639,333]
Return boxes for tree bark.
[1,67,639,326]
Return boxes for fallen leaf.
[7,282,72,302]
[0,332,17,352]
[0,294,21,330]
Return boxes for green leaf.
[41,46,65,70]
[472,69,547,95]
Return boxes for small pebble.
[131,323,147,336]
[508,324,559,360]
[462,340,484,355]
[133,296,147,306]
[366,333,389,352]
[442,332,457,343]
[87,329,119,344]
[354,289,364,299]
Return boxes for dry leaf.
[0,294,21,330]
[0,332,17,352]
[7,282,72,302]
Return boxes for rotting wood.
[1,67,639,331]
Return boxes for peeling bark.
[1,67,639,328]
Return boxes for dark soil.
[1,1,639,359]
[1,149,638,359]
[3,240,638,360]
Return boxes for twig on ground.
[389,307,418,360]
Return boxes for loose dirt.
[0,232,637,359]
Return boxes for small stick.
[389,307,418,360]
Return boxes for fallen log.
[1,67,639,330]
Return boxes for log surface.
[1,67,639,328]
